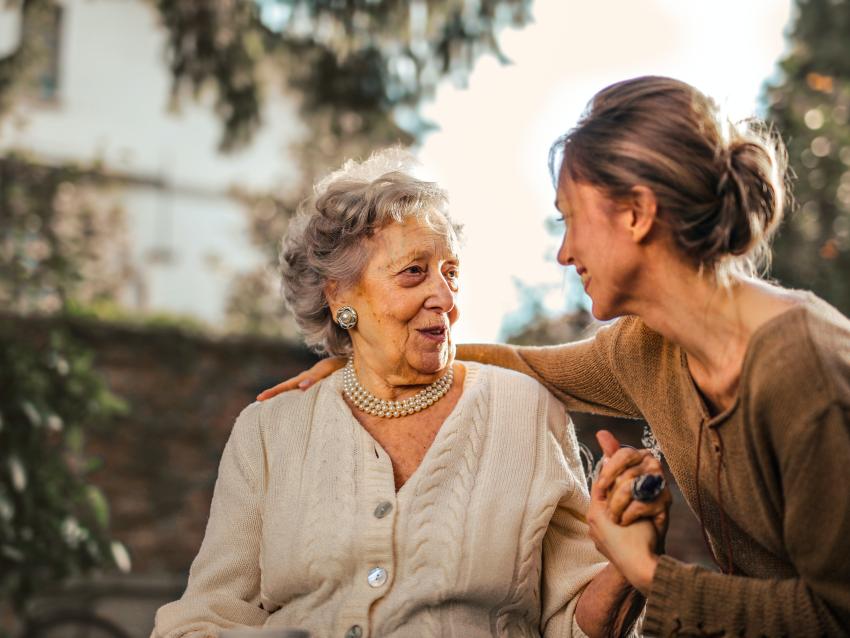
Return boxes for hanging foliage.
[0,322,129,614]
[154,0,533,149]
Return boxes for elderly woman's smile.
[332,215,460,394]
[416,325,448,342]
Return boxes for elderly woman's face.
[343,214,460,381]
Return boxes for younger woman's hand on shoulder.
[256,357,346,400]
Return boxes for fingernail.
[298,379,312,389]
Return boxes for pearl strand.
[342,357,453,418]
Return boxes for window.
[22,2,63,102]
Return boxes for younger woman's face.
[339,214,460,383]
[555,178,642,320]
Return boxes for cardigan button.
[367,566,388,587]
[373,501,393,518]
[344,625,363,638]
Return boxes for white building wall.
[0,0,305,325]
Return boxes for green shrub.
[0,322,128,613]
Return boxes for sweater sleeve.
[539,392,609,637]
[643,402,850,637]
[457,319,642,419]
[152,403,269,638]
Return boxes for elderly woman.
[152,151,659,637]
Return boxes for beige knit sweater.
[153,363,607,638]
[459,292,850,636]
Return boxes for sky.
[415,0,793,343]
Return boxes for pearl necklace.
[342,357,454,418]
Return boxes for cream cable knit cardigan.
[153,363,607,638]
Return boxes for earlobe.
[629,186,658,243]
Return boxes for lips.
[576,267,590,291]
[417,325,448,342]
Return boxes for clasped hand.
[587,430,672,596]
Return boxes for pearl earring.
[335,306,358,329]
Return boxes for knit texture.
[459,292,850,636]
[152,363,607,637]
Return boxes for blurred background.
[1,0,849,634]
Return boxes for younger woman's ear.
[628,185,658,243]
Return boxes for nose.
[556,229,573,267]
[424,271,456,314]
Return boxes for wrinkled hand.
[256,357,346,401]
[586,430,671,596]
[594,430,671,542]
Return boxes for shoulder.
[742,296,850,456]
[745,294,850,414]
[234,375,332,447]
[468,361,569,429]
[799,295,850,402]
[591,316,679,394]
[254,378,324,419]
[579,316,672,372]
[613,315,673,360]
[468,361,568,414]
[466,362,583,469]
[472,361,548,393]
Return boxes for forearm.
[457,343,538,376]
[644,556,845,637]
[575,564,645,638]
[458,339,641,419]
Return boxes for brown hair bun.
[550,76,789,279]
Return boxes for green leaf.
[85,486,110,528]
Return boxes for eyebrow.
[387,248,460,270]
[386,248,426,270]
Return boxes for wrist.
[630,553,658,597]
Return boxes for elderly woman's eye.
[403,265,425,275]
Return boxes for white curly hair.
[279,148,460,356]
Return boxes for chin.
[590,295,629,322]
[590,299,616,322]
[412,347,452,376]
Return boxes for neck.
[636,268,751,377]
[349,356,451,402]
[624,257,800,411]
[619,256,772,414]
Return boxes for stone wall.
[60,317,318,575]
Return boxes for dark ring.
[632,474,666,503]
